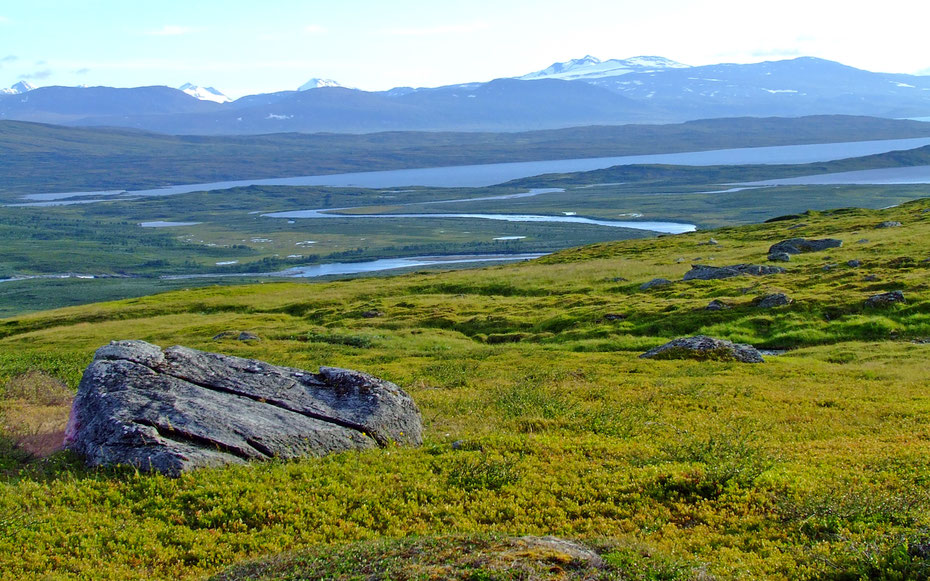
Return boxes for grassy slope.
[1,199,930,579]
[3,115,930,201]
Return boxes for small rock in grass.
[768,252,791,262]
[705,299,731,311]
[640,278,672,290]
[640,335,764,363]
[237,332,260,341]
[361,310,384,318]
[847,259,861,267]
[865,290,905,307]
[768,238,843,255]
[875,221,902,229]
[863,274,880,282]
[683,264,785,281]
[754,293,792,308]
[823,264,838,272]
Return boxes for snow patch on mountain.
[519,55,689,81]
[179,83,231,103]
[298,78,343,91]
[1,81,36,95]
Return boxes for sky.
[1,0,929,98]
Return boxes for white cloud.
[383,21,489,37]
[147,25,195,36]
[304,24,326,34]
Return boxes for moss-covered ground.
[2,199,930,579]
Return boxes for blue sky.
[1,0,928,98]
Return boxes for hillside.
[2,198,930,578]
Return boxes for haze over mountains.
[2,56,930,134]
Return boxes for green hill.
[2,199,930,579]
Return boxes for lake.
[21,136,930,203]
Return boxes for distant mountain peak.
[179,83,231,103]
[298,78,343,91]
[1,81,36,95]
[519,55,690,81]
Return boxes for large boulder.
[683,264,785,281]
[65,340,422,476]
[767,238,842,255]
[640,335,764,363]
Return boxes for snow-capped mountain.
[519,55,689,81]
[1,81,36,95]
[298,78,342,91]
[179,83,231,103]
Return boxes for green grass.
[2,198,930,579]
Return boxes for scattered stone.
[767,238,843,255]
[361,310,384,318]
[787,223,808,230]
[822,264,838,272]
[754,293,792,308]
[640,335,764,363]
[675,258,685,263]
[683,264,785,281]
[876,221,902,229]
[705,299,731,311]
[609,276,629,282]
[603,313,626,321]
[865,291,906,308]
[856,239,869,244]
[697,238,719,246]
[863,274,880,282]
[65,340,423,476]
[213,331,260,342]
[640,278,672,290]
[847,259,861,267]
[768,252,791,262]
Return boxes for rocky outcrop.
[65,340,422,476]
[683,264,785,281]
[640,335,764,363]
[864,291,905,307]
[767,238,842,255]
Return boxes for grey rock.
[876,221,902,229]
[640,335,764,363]
[768,252,791,262]
[755,293,792,308]
[213,331,260,342]
[237,331,260,341]
[65,340,422,476]
[857,239,870,244]
[705,299,731,311]
[768,238,843,255]
[847,259,862,267]
[787,223,808,230]
[361,310,384,318]
[863,274,880,282]
[640,278,672,290]
[822,264,838,272]
[865,290,906,307]
[683,264,785,281]
[697,238,719,246]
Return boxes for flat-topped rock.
[640,335,764,363]
[767,238,843,255]
[640,278,672,290]
[865,291,905,307]
[65,340,422,476]
[683,264,785,281]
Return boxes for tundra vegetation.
[2,197,930,579]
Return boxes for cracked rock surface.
[65,340,422,476]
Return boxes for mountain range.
[2,56,929,134]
